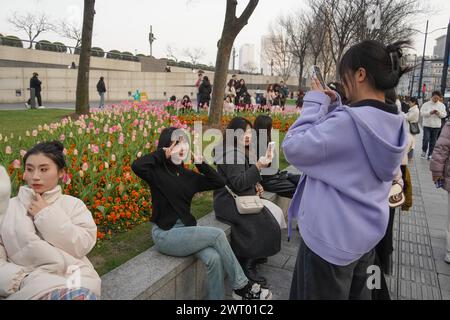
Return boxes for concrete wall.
[0,45,141,72]
[0,67,300,104]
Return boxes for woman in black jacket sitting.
[213,117,282,286]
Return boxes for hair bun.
[50,140,64,152]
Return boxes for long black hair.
[23,141,66,170]
[338,40,413,94]
[254,115,273,158]
[216,117,255,164]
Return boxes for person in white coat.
[406,97,420,159]
[421,91,447,160]
[0,141,100,300]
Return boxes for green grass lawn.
[0,109,72,137]
[0,109,292,276]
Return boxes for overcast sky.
[0,0,449,67]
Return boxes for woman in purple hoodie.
[283,40,410,300]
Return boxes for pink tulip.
[5,146,12,155]
[62,172,71,185]
[106,141,112,148]
[60,134,65,142]
[82,162,89,171]
[91,145,99,154]
[20,149,27,158]
[32,130,38,137]
[145,142,151,149]
[118,134,124,145]
[111,154,116,162]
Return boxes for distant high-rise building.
[260,35,273,76]
[433,35,447,59]
[239,44,256,72]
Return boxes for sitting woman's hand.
[28,193,49,217]
[255,183,264,196]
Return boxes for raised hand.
[28,193,49,217]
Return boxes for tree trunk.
[208,0,259,126]
[298,61,304,89]
[75,0,95,115]
[209,38,233,126]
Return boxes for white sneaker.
[421,152,427,159]
[25,103,30,109]
[445,252,450,264]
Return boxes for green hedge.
[35,40,57,52]
[2,35,23,48]
[106,50,121,59]
[53,42,67,53]
[91,47,105,57]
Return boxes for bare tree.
[309,0,423,81]
[279,12,313,88]
[8,11,54,48]
[58,20,82,50]
[208,0,259,126]
[242,62,258,73]
[354,0,422,44]
[183,47,205,67]
[310,0,364,73]
[263,25,297,82]
[166,44,179,62]
[75,0,96,115]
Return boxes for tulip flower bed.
[176,110,298,132]
[0,102,298,246]
[0,102,189,242]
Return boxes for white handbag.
[225,185,264,215]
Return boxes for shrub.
[107,50,121,59]
[91,47,105,57]
[2,35,23,48]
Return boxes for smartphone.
[311,65,327,89]
[268,141,276,154]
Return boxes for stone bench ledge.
[101,212,231,300]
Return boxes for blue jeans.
[99,92,105,108]
[152,220,248,300]
[422,127,441,156]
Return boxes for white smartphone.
[267,141,276,157]
[311,65,327,89]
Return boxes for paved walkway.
[241,134,450,300]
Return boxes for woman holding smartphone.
[284,40,410,300]
[213,117,282,286]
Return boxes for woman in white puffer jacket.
[0,141,100,300]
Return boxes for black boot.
[242,259,267,286]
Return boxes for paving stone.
[439,274,450,292]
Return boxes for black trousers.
[422,127,441,157]
[289,238,375,300]
[28,91,42,106]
